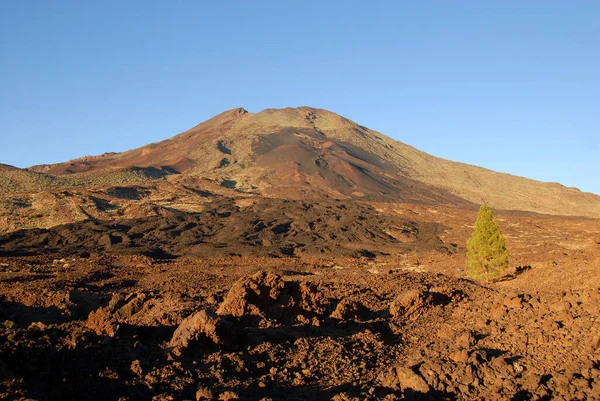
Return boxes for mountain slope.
[0,163,75,192]
[29,107,600,217]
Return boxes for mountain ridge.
[21,106,600,217]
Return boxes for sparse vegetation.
[466,204,509,283]
[0,164,169,194]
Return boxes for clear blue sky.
[1,1,598,194]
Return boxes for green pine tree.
[466,204,509,283]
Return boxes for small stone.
[218,391,238,401]
[28,321,47,330]
[196,386,212,400]
[331,393,351,401]
[130,360,143,377]
[504,295,523,309]
[449,350,469,363]
[549,301,569,313]
[593,335,600,350]
[395,366,430,393]
[379,366,430,393]
[490,306,506,320]
[456,331,475,349]
[512,362,524,374]
[296,314,311,325]
[152,394,173,401]
[473,318,487,330]
[436,326,453,339]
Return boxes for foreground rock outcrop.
[216,271,327,326]
[168,309,244,356]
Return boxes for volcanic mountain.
[27,106,600,217]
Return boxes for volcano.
[26,106,600,217]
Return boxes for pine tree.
[466,204,509,283]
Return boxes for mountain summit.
[29,107,600,217]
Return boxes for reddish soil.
[1,200,599,400]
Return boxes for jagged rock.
[168,309,242,355]
[503,294,524,309]
[449,350,470,363]
[218,391,239,400]
[389,288,428,319]
[86,293,147,337]
[330,299,371,321]
[130,360,143,377]
[379,366,430,393]
[217,271,286,318]
[196,386,213,400]
[456,331,476,349]
[86,307,119,337]
[108,293,126,311]
[216,271,326,325]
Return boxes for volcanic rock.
[168,310,242,355]
[216,271,326,326]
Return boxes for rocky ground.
[0,252,599,400]
[0,200,599,400]
[0,198,450,259]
